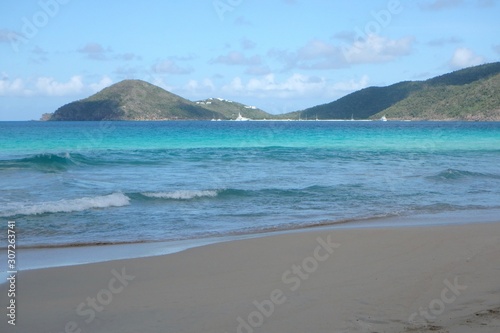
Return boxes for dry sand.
[2,222,500,333]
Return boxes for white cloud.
[0,78,25,96]
[329,75,370,92]
[89,76,113,92]
[224,77,244,92]
[449,47,485,69]
[0,75,115,97]
[163,78,216,99]
[271,35,414,70]
[35,76,85,96]
[222,73,369,99]
[184,78,215,94]
[342,34,414,64]
[150,77,174,92]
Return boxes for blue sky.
[1,0,499,120]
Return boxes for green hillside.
[294,62,500,120]
[427,62,500,86]
[373,73,500,120]
[50,80,221,121]
[49,80,274,121]
[194,98,272,120]
[294,81,421,120]
[47,62,500,121]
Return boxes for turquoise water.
[1,121,499,248]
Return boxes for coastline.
[2,208,500,275]
[2,215,499,332]
[3,208,500,274]
[2,121,499,254]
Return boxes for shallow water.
[1,121,499,248]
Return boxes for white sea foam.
[0,193,130,217]
[142,190,219,200]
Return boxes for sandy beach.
[2,221,500,333]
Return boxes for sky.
[0,0,499,120]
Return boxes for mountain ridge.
[292,62,500,120]
[47,62,500,121]
[50,80,221,121]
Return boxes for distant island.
[46,62,500,121]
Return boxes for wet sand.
[2,221,499,332]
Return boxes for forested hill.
[47,62,500,121]
[49,80,273,121]
[292,62,500,121]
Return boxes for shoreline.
[15,119,500,122]
[2,217,499,332]
[2,208,500,276]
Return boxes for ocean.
[1,121,500,252]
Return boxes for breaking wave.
[140,190,219,200]
[0,193,130,217]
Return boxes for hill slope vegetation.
[293,62,500,120]
[50,80,222,121]
[50,80,275,121]
[194,98,272,120]
[48,62,500,121]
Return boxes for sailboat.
[380,115,388,121]
[235,112,250,121]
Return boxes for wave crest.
[141,190,219,200]
[0,193,130,217]
[0,153,76,172]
